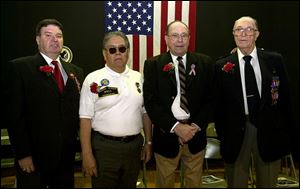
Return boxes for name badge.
[98,86,119,97]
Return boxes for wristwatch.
[146,141,152,145]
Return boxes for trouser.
[91,132,144,188]
[154,144,205,188]
[225,121,281,188]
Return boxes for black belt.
[178,119,190,124]
[245,114,250,122]
[95,132,139,143]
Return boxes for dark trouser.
[91,132,144,188]
[16,162,74,188]
[225,121,281,188]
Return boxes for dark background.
[1,1,298,160]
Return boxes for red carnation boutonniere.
[222,62,235,73]
[163,62,175,73]
[69,73,81,93]
[39,65,53,76]
[90,82,101,94]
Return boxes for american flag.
[104,1,197,74]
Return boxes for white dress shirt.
[237,47,262,115]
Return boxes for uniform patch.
[98,86,119,97]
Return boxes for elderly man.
[213,16,293,188]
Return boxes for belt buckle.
[120,136,129,142]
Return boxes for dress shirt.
[169,53,200,133]
[170,53,190,120]
[237,47,262,115]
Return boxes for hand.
[174,123,198,143]
[178,137,185,145]
[82,152,98,177]
[18,156,35,173]
[141,143,152,163]
[191,123,201,132]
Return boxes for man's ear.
[36,36,40,46]
[255,31,260,41]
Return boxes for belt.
[245,114,250,122]
[178,119,190,124]
[95,132,139,143]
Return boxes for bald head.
[233,16,258,31]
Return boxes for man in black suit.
[214,16,293,188]
[143,20,214,187]
[7,18,84,188]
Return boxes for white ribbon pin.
[189,64,196,76]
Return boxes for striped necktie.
[177,56,189,114]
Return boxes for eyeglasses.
[168,33,189,41]
[106,46,127,54]
[233,27,258,36]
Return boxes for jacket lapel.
[257,50,273,109]
[186,53,196,89]
[61,61,80,94]
[230,54,245,111]
[35,54,60,93]
[162,52,176,87]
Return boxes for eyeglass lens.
[233,27,256,36]
[108,46,127,54]
[169,33,189,40]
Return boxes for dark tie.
[177,56,189,114]
[244,55,260,125]
[52,60,64,93]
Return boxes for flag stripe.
[153,2,161,57]
[139,36,147,75]
[147,36,153,59]
[160,1,168,54]
[133,35,139,71]
[188,1,197,52]
[175,1,182,20]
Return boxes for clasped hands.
[174,123,199,145]
[18,156,35,173]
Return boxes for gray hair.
[102,31,130,49]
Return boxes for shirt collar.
[105,64,130,78]
[170,53,187,65]
[237,47,258,63]
[40,52,60,66]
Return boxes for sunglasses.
[107,46,127,54]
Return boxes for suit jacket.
[214,48,293,163]
[7,53,84,174]
[143,51,214,158]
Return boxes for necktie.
[177,56,189,114]
[51,60,64,93]
[244,55,260,125]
